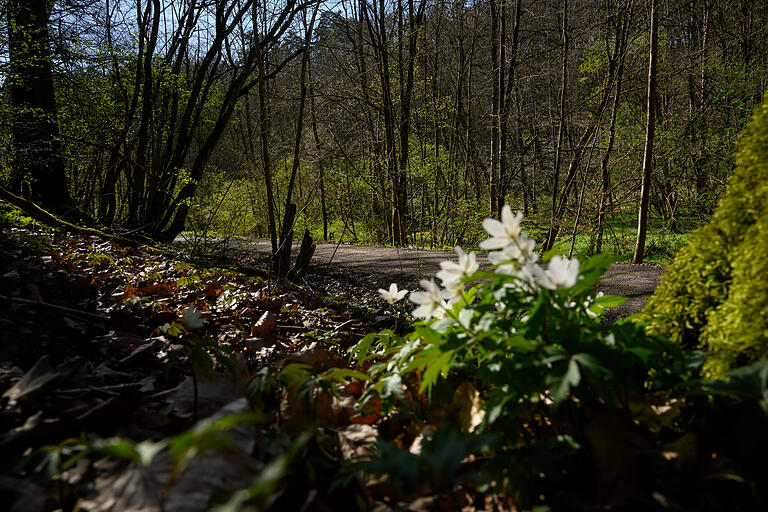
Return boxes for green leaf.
[627,346,655,365]
[573,353,612,378]
[553,358,581,404]
[504,335,537,353]
[420,349,455,395]
[378,373,404,400]
[211,432,311,512]
[349,332,378,364]
[592,294,628,309]
[279,363,313,388]
[319,368,371,384]
[169,412,265,470]
[93,438,140,463]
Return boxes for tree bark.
[7,0,72,213]
[633,0,658,264]
[276,3,319,277]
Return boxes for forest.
[3,0,767,255]
[3,0,768,510]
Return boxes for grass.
[184,190,698,266]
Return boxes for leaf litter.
[0,205,408,511]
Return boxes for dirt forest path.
[240,240,665,320]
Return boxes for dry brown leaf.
[453,382,484,433]
[167,356,250,419]
[338,424,379,461]
[138,283,175,297]
[250,311,277,339]
[2,355,59,405]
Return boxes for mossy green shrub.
[640,96,768,377]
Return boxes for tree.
[633,0,658,263]
[6,0,72,212]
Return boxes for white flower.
[534,256,580,290]
[431,300,451,320]
[488,234,538,274]
[442,280,466,302]
[436,246,479,286]
[480,205,524,250]
[182,306,206,329]
[410,279,445,319]
[378,283,408,304]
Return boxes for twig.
[1,295,109,324]
[329,319,356,334]
[324,221,348,274]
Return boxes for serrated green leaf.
[420,349,454,395]
[378,373,404,400]
[553,358,581,404]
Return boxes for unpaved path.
[237,240,665,319]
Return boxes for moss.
[639,96,768,377]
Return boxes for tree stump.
[289,229,316,280]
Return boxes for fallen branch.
[0,185,158,248]
[1,295,110,325]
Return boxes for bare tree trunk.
[254,17,278,254]
[488,0,500,215]
[634,0,658,264]
[308,58,328,241]
[596,9,630,254]
[364,0,401,245]
[499,0,522,214]
[274,4,318,276]
[547,0,568,249]
[542,0,623,253]
[695,1,709,200]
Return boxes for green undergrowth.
[5,196,768,510]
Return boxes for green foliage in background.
[640,94,768,377]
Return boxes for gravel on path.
[236,240,665,319]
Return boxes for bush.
[639,94,768,376]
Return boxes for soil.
[198,237,666,321]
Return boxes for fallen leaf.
[337,424,378,461]
[2,356,59,405]
[77,459,163,512]
[203,281,223,300]
[250,311,276,339]
[139,283,175,297]
[167,356,249,419]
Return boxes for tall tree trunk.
[695,1,709,200]
[542,0,622,252]
[634,0,658,264]
[254,18,278,254]
[308,57,328,241]
[275,3,318,277]
[364,0,401,245]
[129,0,161,227]
[7,0,72,213]
[596,10,630,254]
[547,0,569,250]
[499,0,522,215]
[488,0,500,215]
[395,0,426,246]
